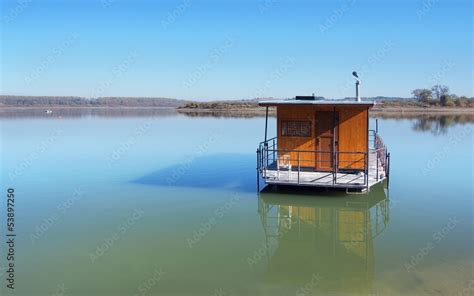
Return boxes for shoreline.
[176,106,474,113]
[1,106,473,116]
[0,106,177,110]
[0,105,474,113]
[371,107,474,113]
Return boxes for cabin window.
[281,120,311,137]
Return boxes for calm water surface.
[0,110,472,296]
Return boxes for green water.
[0,110,472,295]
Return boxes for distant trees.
[440,94,454,107]
[412,85,473,107]
[178,100,259,110]
[431,85,449,101]
[456,96,470,107]
[0,96,187,108]
[412,89,433,102]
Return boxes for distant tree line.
[343,96,413,101]
[411,85,473,107]
[0,96,187,107]
[178,99,261,110]
[1,92,473,109]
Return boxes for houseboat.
[256,94,390,192]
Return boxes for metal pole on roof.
[356,81,360,102]
[353,71,361,102]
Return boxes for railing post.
[365,152,369,190]
[263,107,269,172]
[256,148,260,191]
[376,149,379,181]
[265,144,268,171]
[263,145,267,179]
[297,151,300,184]
[272,138,276,163]
[387,153,391,178]
[257,148,260,170]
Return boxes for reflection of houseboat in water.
[256,184,390,295]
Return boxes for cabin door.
[316,111,338,171]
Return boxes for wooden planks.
[277,106,317,168]
[276,105,369,171]
[338,107,368,170]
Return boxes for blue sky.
[1,0,472,100]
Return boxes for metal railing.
[257,138,369,187]
[256,132,390,188]
[370,129,390,181]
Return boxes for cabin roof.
[259,99,375,107]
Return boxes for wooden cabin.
[256,96,390,192]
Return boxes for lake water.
[0,110,472,296]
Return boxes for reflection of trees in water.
[0,108,276,119]
[372,113,474,135]
[178,110,273,118]
[0,108,179,119]
[412,115,474,135]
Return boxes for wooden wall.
[277,106,317,168]
[338,107,368,170]
[276,105,368,170]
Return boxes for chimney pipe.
[356,80,360,102]
[352,71,361,102]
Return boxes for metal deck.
[256,130,390,192]
[261,150,386,190]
